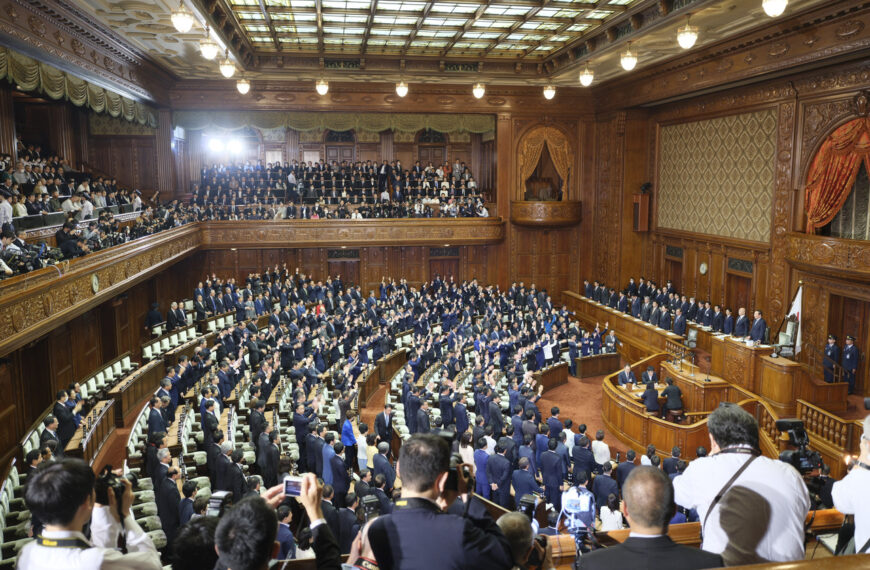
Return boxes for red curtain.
[805,117,870,232]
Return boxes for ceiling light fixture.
[236,78,250,95]
[472,82,486,99]
[315,79,329,96]
[579,64,594,87]
[219,50,235,78]
[543,85,556,100]
[170,1,194,33]
[620,42,638,71]
[677,16,698,50]
[762,0,788,17]
[200,26,219,60]
[396,80,409,98]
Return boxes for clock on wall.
[699,262,708,275]
[91,273,100,293]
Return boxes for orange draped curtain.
[805,117,870,232]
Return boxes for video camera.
[432,428,471,492]
[94,465,127,520]
[776,418,822,475]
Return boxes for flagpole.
[773,280,803,343]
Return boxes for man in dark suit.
[372,474,393,514]
[823,335,840,383]
[215,442,233,492]
[365,434,513,569]
[375,404,394,448]
[660,377,683,415]
[591,461,619,514]
[53,390,80,451]
[488,394,505,436]
[662,447,681,475]
[842,335,859,394]
[147,396,167,437]
[672,308,687,337]
[454,394,469,436]
[178,481,196,526]
[511,456,542,500]
[373,442,396,492]
[614,449,637,490]
[157,467,181,548]
[331,443,350,508]
[276,505,297,560]
[734,307,749,337]
[39,415,61,456]
[617,364,636,386]
[540,438,564,512]
[249,400,266,451]
[226,449,247,501]
[547,407,563,439]
[258,431,280,488]
[486,444,513,509]
[641,366,658,385]
[749,310,767,343]
[578,467,723,569]
[572,435,596,483]
[723,308,734,335]
[337,492,360,554]
[321,484,342,541]
[416,400,431,434]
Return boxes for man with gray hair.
[580,467,723,569]
[496,511,555,569]
[216,440,234,492]
[373,441,396,493]
[673,403,809,564]
[833,415,870,554]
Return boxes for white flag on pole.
[787,286,803,353]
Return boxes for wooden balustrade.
[797,400,864,478]
[64,400,115,465]
[574,352,621,378]
[358,365,380,409]
[534,362,569,393]
[107,359,163,427]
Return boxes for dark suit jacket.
[321,500,341,543]
[488,401,504,435]
[578,536,723,570]
[591,474,618,511]
[53,402,76,443]
[179,497,194,526]
[147,407,167,436]
[614,460,636,489]
[330,454,349,494]
[337,507,360,554]
[156,476,180,540]
[375,412,393,443]
[373,453,396,491]
[416,408,431,434]
[225,461,246,501]
[310,518,342,569]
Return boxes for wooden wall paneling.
[380,131,394,161]
[48,324,75,393]
[495,114,512,290]
[0,360,22,464]
[394,143,414,170]
[361,247,387,294]
[619,112,649,288]
[358,143,379,163]
[173,136,189,196]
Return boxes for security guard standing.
[843,335,860,395]
[823,335,840,384]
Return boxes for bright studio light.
[472,82,485,99]
[677,17,698,49]
[207,137,224,153]
[170,1,194,33]
[227,139,244,154]
[543,85,556,100]
[579,64,594,87]
[396,81,409,97]
[620,42,638,71]
[762,0,788,17]
[316,79,329,95]
[236,78,250,94]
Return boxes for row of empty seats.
[143,325,199,361]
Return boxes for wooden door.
[326,145,354,163]
[429,259,459,282]
[726,273,751,313]
[828,294,870,394]
[666,259,682,294]
[328,260,360,289]
[419,146,445,165]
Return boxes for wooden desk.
[107,359,163,427]
[660,361,730,412]
[64,401,115,465]
[535,362,569,393]
[358,365,380,409]
[575,353,621,378]
[378,349,408,385]
[687,323,715,353]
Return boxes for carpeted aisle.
[359,385,387,430]
[536,374,629,458]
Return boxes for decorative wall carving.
[658,109,777,243]
[784,232,870,281]
[510,201,582,227]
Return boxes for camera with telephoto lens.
[516,493,538,522]
[94,465,126,519]
[776,419,822,475]
[432,428,469,492]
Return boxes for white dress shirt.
[591,440,611,466]
[673,451,809,562]
[832,464,870,553]
[17,508,161,569]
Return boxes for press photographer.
[356,433,513,569]
[833,415,870,554]
[18,458,161,568]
